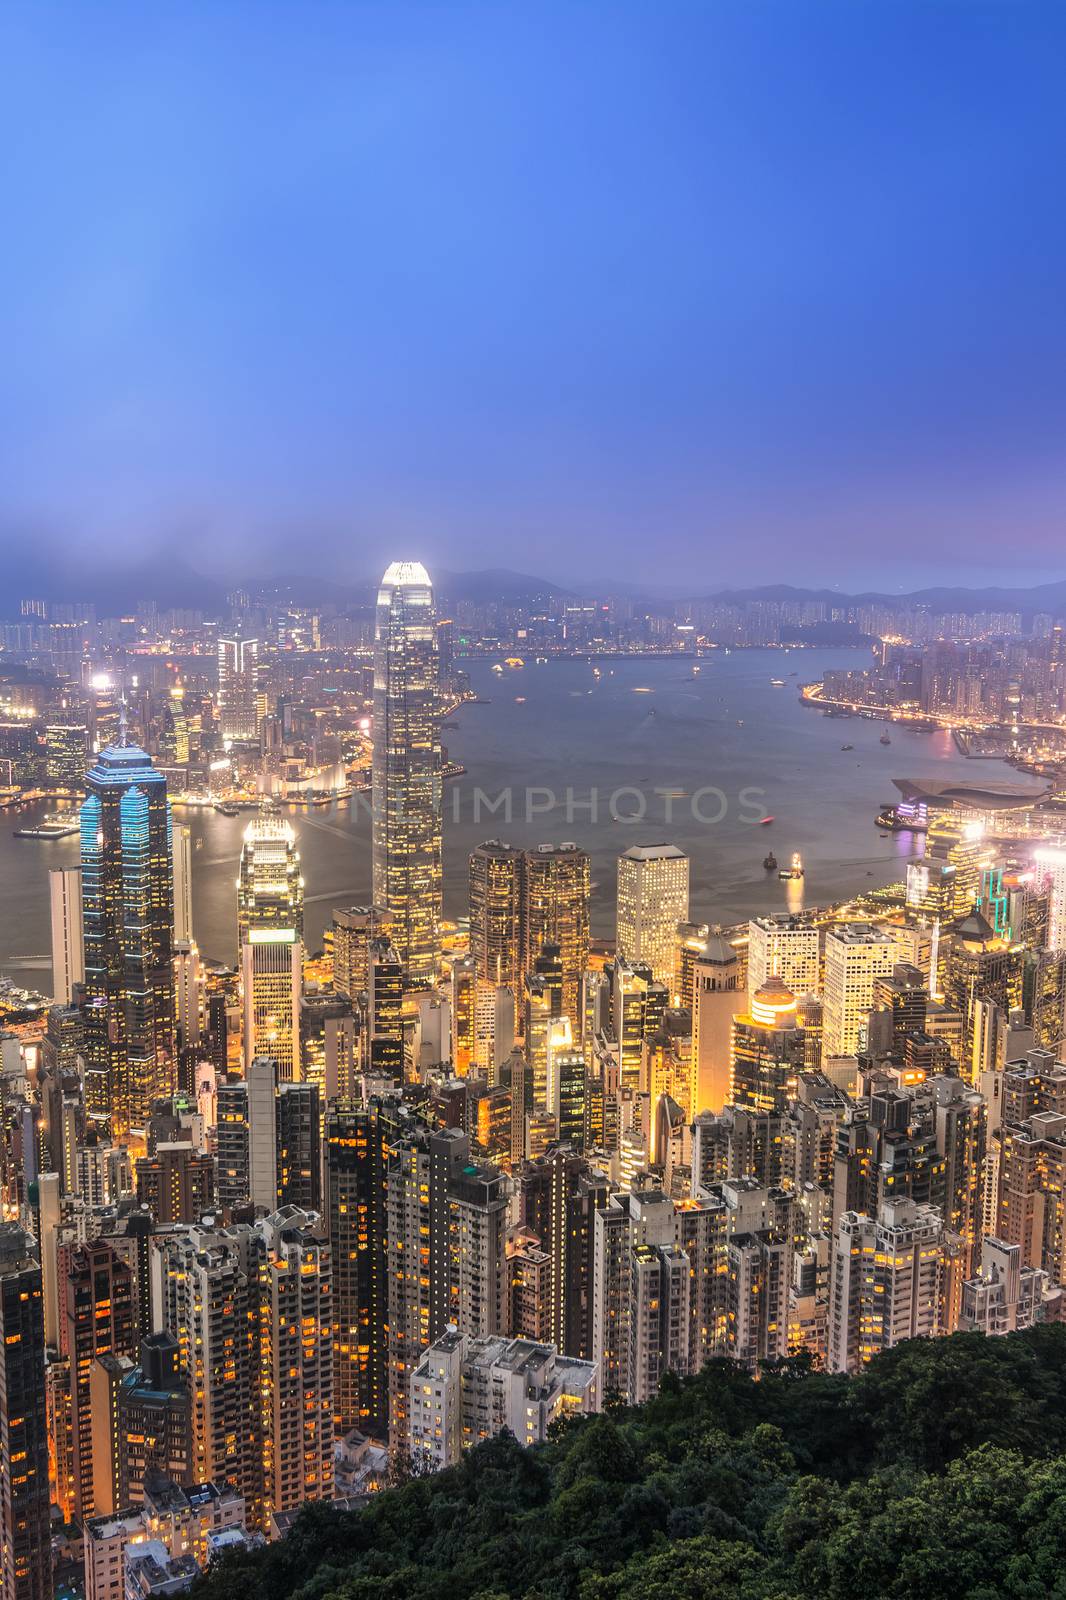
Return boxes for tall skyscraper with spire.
[371,562,442,990]
[79,743,175,1137]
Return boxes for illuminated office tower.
[729,977,807,1113]
[747,913,820,1002]
[616,845,689,987]
[238,813,304,1077]
[611,960,668,1091]
[452,958,511,1081]
[1034,848,1066,951]
[691,934,743,1112]
[160,681,190,766]
[256,1208,333,1526]
[44,721,87,788]
[217,632,260,744]
[523,844,590,1021]
[49,866,84,1003]
[0,1226,48,1600]
[451,957,477,1076]
[941,911,1024,1079]
[80,744,175,1136]
[907,816,984,926]
[172,822,193,944]
[173,940,204,1054]
[331,905,393,1000]
[371,562,442,990]
[469,841,525,1022]
[674,922,710,1011]
[822,924,895,1058]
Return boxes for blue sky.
[3,0,1066,596]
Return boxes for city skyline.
[4,3,1066,594]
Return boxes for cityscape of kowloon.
[6,4,1066,1598]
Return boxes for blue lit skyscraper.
[80,744,175,1136]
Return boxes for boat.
[14,814,79,840]
[514,696,526,703]
[778,852,805,881]
[880,733,891,745]
[763,851,778,871]
[692,665,701,676]
[759,815,774,826]
[215,803,239,818]
[770,678,786,687]
[840,744,854,751]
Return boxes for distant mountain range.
[701,579,1066,612]
[5,551,1066,617]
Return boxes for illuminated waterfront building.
[44,720,87,788]
[523,844,590,1021]
[238,813,304,1077]
[616,845,690,988]
[371,562,442,990]
[80,744,175,1136]
[217,633,260,744]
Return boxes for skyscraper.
[0,1227,49,1600]
[469,840,525,994]
[746,913,821,1001]
[616,845,689,988]
[172,822,194,945]
[822,923,895,1059]
[238,812,304,1077]
[49,866,84,1004]
[217,633,260,744]
[80,744,175,1136]
[371,562,442,990]
[523,844,590,1021]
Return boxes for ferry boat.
[840,744,854,751]
[770,678,786,687]
[763,851,778,871]
[14,814,79,840]
[880,733,891,745]
[215,803,240,818]
[778,852,804,881]
[759,815,774,826]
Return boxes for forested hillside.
[196,1327,1066,1600]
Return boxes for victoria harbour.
[0,648,1005,987]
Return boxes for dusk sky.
[4,1,1066,597]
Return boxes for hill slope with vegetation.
[196,1327,1066,1600]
